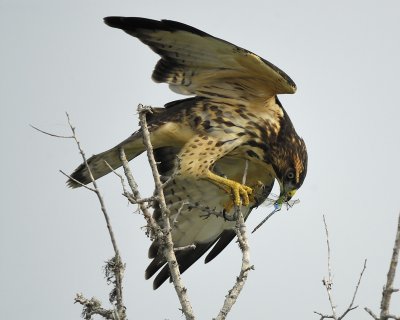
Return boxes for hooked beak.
[276,188,297,207]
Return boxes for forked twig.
[74,294,114,320]
[314,215,367,320]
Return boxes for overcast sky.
[2,0,400,319]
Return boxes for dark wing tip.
[259,57,297,94]
[152,269,168,290]
[145,255,165,280]
[103,16,123,28]
[147,242,213,289]
[103,16,209,37]
[144,269,153,281]
[159,19,209,36]
[204,230,236,264]
[104,16,160,31]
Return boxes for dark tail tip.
[66,178,81,189]
[66,163,89,188]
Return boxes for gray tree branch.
[65,113,126,320]
[214,160,253,320]
[137,105,195,319]
[33,114,126,319]
[365,212,400,320]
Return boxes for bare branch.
[365,212,400,320]
[130,196,157,204]
[74,294,114,320]
[119,148,161,240]
[175,244,196,252]
[313,311,335,319]
[104,160,157,209]
[214,160,253,320]
[138,105,195,319]
[365,307,379,320]
[66,114,120,255]
[214,208,253,320]
[34,114,127,319]
[30,124,73,139]
[338,259,367,320]
[322,215,338,319]
[315,216,367,320]
[65,114,125,319]
[117,105,195,319]
[103,160,130,197]
[380,212,400,318]
[173,201,189,227]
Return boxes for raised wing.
[104,16,296,103]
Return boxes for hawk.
[68,17,308,289]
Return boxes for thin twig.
[104,160,155,210]
[119,148,160,239]
[214,160,253,320]
[59,170,96,192]
[323,215,337,319]
[365,308,379,320]
[30,124,73,139]
[74,294,114,320]
[174,244,196,252]
[129,197,157,204]
[173,201,189,227]
[103,161,130,196]
[315,216,367,320]
[313,312,335,320]
[338,259,367,319]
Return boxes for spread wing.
[146,147,274,289]
[104,16,296,103]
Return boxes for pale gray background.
[1,0,400,319]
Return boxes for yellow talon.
[206,171,253,206]
[224,200,234,212]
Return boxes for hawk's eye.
[286,170,295,180]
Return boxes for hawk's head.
[271,134,308,205]
[265,97,308,205]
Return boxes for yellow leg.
[205,171,253,206]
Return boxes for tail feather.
[67,132,145,188]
